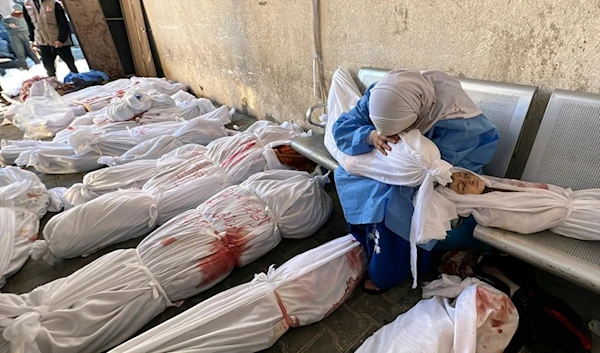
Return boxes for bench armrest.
[306,102,327,127]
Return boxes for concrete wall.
[142,0,599,175]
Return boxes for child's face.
[448,171,485,195]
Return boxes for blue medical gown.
[333,84,499,290]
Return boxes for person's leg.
[55,46,78,73]
[38,45,57,77]
[349,222,420,292]
[9,34,27,69]
[20,33,40,65]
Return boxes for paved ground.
[0,115,424,353]
[1,113,599,352]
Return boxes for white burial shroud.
[437,170,600,241]
[35,122,307,265]
[0,171,333,353]
[110,234,367,353]
[61,144,206,209]
[323,67,458,287]
[356,274,519,353]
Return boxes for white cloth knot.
[251,265,277,287]
[0,306,48,351]
[427,159,453,186]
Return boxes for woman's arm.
[333,85,376,156]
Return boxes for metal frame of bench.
[299,67,538,177]
[475,89,600,294]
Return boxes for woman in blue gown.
[333,69,499,293]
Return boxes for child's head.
[448,171,485,195]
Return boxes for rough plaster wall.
[143,0,599,175]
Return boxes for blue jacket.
[333,84,499,247]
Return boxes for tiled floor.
[2,115,599,352]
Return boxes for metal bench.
[294,67,537,177]
[474,89,600,294]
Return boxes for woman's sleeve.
[427,115,500,174]
[332,85,376,156]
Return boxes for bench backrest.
[522,90,600,190]
[356,68,537,178]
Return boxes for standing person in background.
[4,3,40,69]
[22,0,78,77]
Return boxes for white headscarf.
[369,70,482,136]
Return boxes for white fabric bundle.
[0,249,174,353]
[0,166,49,218]
[61,145,207,209]
[33,190,158,265]
[70,108,230,158]
[62,159,160,209]
[0,173,335,353]
[0,208,39,289]
[110,234,366,353]
[33,122,306,263]
[0,140,49,167]
[437,170,600,241]
[144,121,304,224]
[97,105,230,166]
[11,80,76,139]
[14,143,102,175]
[105,89,162,122]
[324,68,457,288]
[0,167,46,288]
[356,275,518,353]
[97,136,183,167]
[61,78,133,115]
[61,77,186,116]
[137,170,332,301]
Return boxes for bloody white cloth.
[34,121,308,262]
[33,190,158,265]
[0,167,46,289]
[138,170,333,301]
[437,170,600,241]
[0,172,335,353]
[110,234,366,353]
[15,109,230,175]
[61,77,187,116]
[144,121,307,224]
[11,81,76,140]
[0,166,49,218]
[324,67,457,288]
[105,89,175,122]
[68,109,230,158]
[61,144,207,209]
[96,105,231,166]
[0,208,39,289]
[356,275,518,353]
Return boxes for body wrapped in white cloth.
[0,167,48,288]
[110,234,366,353]
[61,144,206,209]
[356,274,518,353]
[1,171,333,353]
[14,108,230,175]
[0,208,39,288]
[34,125,311,261]
[437,169,600,241]
[323,67,458,287]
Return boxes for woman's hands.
[370,131,399,156]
